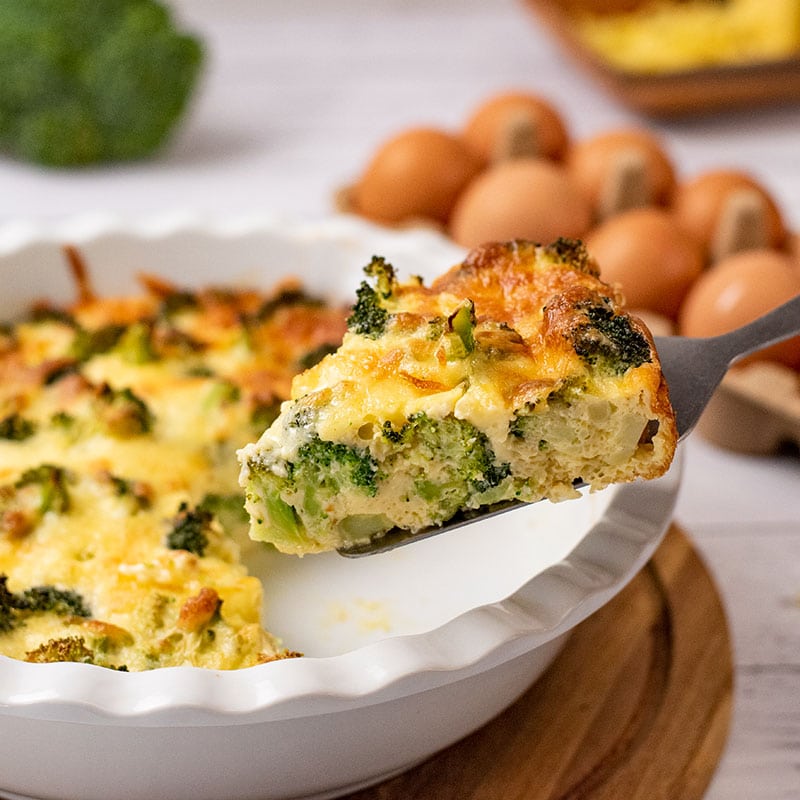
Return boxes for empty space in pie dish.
[246,486,616,657]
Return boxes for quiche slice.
[238,239,678,556]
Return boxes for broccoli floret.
[244,437,382,549]
[158,289,198,319]
[291,435,381,497]
[115,320,157,364]
[17,585,91,617]
[381,420,405,444]
[0,412,37,441]
[203,379,241,410]
[446,300,476,357]
[572,300,651,375]
[70,324,126,362]
[104,473,152,511]
[0,574,90,633]
[26,636,129,669]
[243,413,515,551]
[383,413,511,495]
[15,464,71,514]
[94,383,154,437]
[42,361,81,386]
[0,575,16,632]
[543,238,597,275]
[28,306,78,327]
[365,255,397,297]
[0,0,204,167]
[348,282,388,339]
[25,636,96,664]
[50,410,77,430]
[150,320,204,358]
[0,465,71,537]
[165,501,213,556]
[255,287,324,322]
[508,410,533,441]
[346,256,397,338]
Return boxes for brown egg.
[566,128,676,221]
[449,158,591,248]
[462,91,570,163]
[789,231,800,264]
[678,249,800,369]
[585,207,704,319]
[673,169,787,262]
[352,128,485,225]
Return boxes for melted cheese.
[0,277,346,670]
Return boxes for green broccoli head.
[0,0,204,166]
[93,384,155,437]
[242,410,516,551]
[0,573,91,633]
[17,584,91,617]
[243,430,383,549]
[446,300,476,358]
[70,323,126,361]
[290,435,381,498]
[383,413,511,499]
[165,501,214,557]
[15,464,72,515]
[25,635,97,664]
[0,412,37,441]
[571,299,652,376]
[346,256,397,339]
[542,237,598,276]
[114,321,158,364]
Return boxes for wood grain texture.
[346,525,733,800]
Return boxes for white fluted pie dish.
[0,214,682,800]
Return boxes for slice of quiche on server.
[238,238,678,556]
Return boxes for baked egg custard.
[239,239,677,555]
[0,253,345,670]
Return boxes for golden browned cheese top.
[291,240,676,484]
[0,267,346,670]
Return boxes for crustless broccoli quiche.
[0,251,346,670]
[238,239,678,555]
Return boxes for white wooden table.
[1,2,798,797]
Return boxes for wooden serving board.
[347,525,733,800]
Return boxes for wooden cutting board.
[346,524,733,800]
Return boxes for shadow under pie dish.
[0,214,682,800]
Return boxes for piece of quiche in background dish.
[238,238,678,556]
[0,256,346,670]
